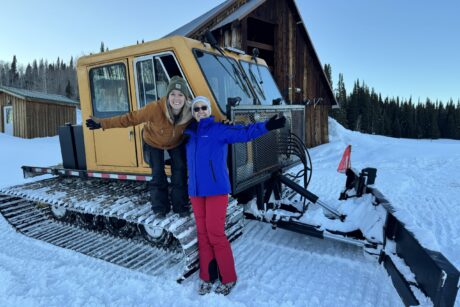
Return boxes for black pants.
[146,142,188,214]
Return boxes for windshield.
[240,61,285,105]
[194,49,253,113]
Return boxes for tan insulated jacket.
[100,97,192,150]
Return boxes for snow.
[0,118,459,306]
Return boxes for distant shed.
[166,0,338,147]
[0,85,79,138]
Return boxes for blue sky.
[1,0,459,102]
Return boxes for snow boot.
[214,282,236,296]
[198,280,214,295]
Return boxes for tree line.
[324,64,460,140]
[0,55,78,99]
[0,42,110,100]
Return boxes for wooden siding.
[24,100,76,138]
[186,0,333,147]
[0,92,76,138]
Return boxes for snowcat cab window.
[134,52,188,108]
[89,63,129,118]
[240,61,285,105]
[193,49,253,113]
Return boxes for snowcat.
[0,33,458,306]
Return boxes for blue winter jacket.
[185,116,269,197]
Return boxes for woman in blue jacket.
[185,96,285,295]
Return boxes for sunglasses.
[193,106,208,112]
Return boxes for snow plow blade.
[372,189,460,307]
[245,167,459,306]
[0,177,244,282]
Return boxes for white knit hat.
[191,96,212,115]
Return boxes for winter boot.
[150,185,170,217]
[198,280,214,295]
[214,282,236,296]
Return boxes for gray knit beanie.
[191,96,212,115]
[166,76,190,98]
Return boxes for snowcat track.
[0,177,244,281]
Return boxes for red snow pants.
[190,194,237,284]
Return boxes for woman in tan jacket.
[86,76,192,217]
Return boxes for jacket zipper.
[209,160,217,182]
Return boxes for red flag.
[337,145,351,173]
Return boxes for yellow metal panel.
[93,128,137,167]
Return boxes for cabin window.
[89,63,129,118]
[134,52,189,108]
[193,49,253,114]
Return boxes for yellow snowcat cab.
[77,35,296,176]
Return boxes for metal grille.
[229,105,305,194]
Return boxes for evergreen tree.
[426,100,440,138]
[324,63,332,87]
[437,102,447,138]
[331,73,348,128]
[347,80,361,130]
[32,60,39,90]
[100,42,105,53]
[445,101,456,139]
[9,55,19,86]
[24,64,33,89]
[65,80,73,98]
[0,65,7,85]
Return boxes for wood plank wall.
[0,92,75,138]
[25,100,76,138]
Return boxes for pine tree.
[65,80,73,98]
[0,65,7,86]
[323,63,332,87]
[9,55,19,86]
[24,64,33,89]
[445,101,456,139]
[347,80,361,130]
[32,60,39,90]
[100,42,105,53]
[331,73,348,128]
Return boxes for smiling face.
[193,102,211,122]
[168,89,186,113]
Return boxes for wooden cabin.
[166,0,338,147]
[0,85,78,138]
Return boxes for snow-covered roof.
[210,0,266,31]
[164,0,235,37]
[0,85,79,106]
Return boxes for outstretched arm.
[87,102,157,130]
[220,115,286,144]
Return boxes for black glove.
[265,114,286,131]
[221,119,233,125]
[86,118,101,130]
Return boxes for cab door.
[88,61,138,167]
[133,51,190,168]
